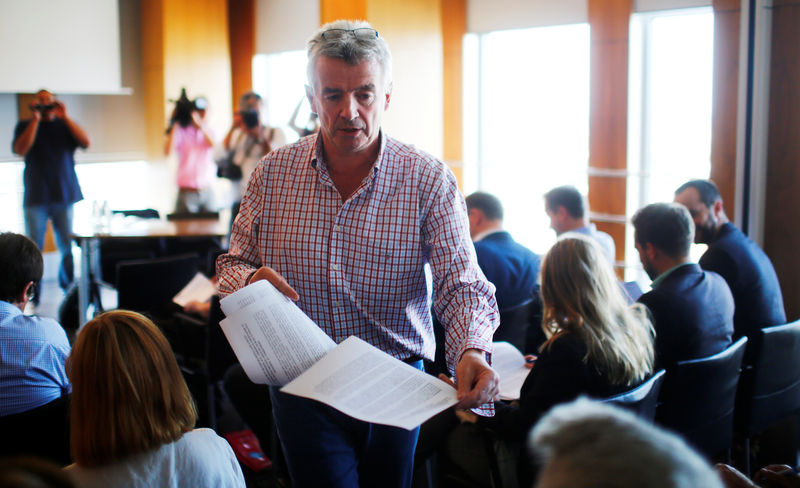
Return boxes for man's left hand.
[453,348,499,409]
[52,100,67,119]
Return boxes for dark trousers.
[269,361,423,488]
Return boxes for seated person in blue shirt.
[0,232,71,417]
[545,185,616,264]
[632,203,734,369]
[465,192,540,312]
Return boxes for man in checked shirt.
[217,19,500,487]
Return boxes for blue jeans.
[25,203,75,290]
[270,360,423,488]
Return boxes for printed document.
[492,341,531,400]
[173,272,217,307]
[218,280,458,429]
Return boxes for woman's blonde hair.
[67,310,197,466]
[540,234,654,386]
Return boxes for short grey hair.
[306,19,392,94]
[530,398,723,488]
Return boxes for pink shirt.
[173,125,215,190]
[217,133,498,379]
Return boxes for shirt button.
[334,225,342,232]
[331,263,339,271]
[333,301,341,308]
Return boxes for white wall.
[1,0,147,163]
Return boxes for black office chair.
[167,211,220,220]
[116,253,198,319]
[172,296,238,429]
[734,320,800,475]
[495,299,537,353]
[602,369,665,421]
[0,395,71,465]
[100,208,164,285]
[656,337,748,460]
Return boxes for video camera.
[239,109,260,129]
[166,88,208,133]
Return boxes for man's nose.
[340,95,359,121]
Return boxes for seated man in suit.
[465,192,540,312]
[0,232,71,417]
[632,203,733,368]
[674,179,786,341]
[545,185,616,264]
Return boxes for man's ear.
[712,199,724,219]
[644,242,658,262]
[19,281,34,305]
[384,82,393,110]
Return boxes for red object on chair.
[224,429,273,472]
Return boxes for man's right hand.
[248,266,300,301]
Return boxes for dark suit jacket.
[638,263,734,369]
[701,223,786,340]
[473,231,540,311]
[480,333,635,442]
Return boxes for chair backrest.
[0,395,71,465]
[656,336,748,458]
[112,208,160,219]
[738,320,800,436]
[116,253,198,314]
[602,369,665,421]
[495,299,537,353]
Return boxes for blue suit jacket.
[473,231,540,312]
[701,223,786,339]
[638,263,734,369]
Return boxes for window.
[462,24,591,255]
[252,51,312,143]
[625,7,715,283]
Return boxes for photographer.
[12,89,90,300]
[221,91,285,223]
[164,89,217,213]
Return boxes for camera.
[167,88,207,133]
[240,109,260,129]
[30,103,55,112]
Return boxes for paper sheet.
[281,336,458,430]
[218,279,458,429]
[219,280,337,386]
[173,272,217,307]
[492,341,531,400]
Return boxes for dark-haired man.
[674,180,785,341]
[0,232,71,417]
[12,89,90,293]
[466,192,540,312]
[544,185,615,264]
[632,203,733,368]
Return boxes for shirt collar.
[650,262,694,288]
[0,300,22,317]
[473,228,504,243]
[310,130,386,177]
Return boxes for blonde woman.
[441,234,655,486]
[65,311,244,488]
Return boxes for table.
[73,215,229,325]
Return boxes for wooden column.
[764,0,800,320]
[320,0,367,23]
[441,0,466,187]
[587,0,632,272]
[318,0,445,160]
[228,0,255,111]
[141,0,232,160]
[710,0,741,220]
